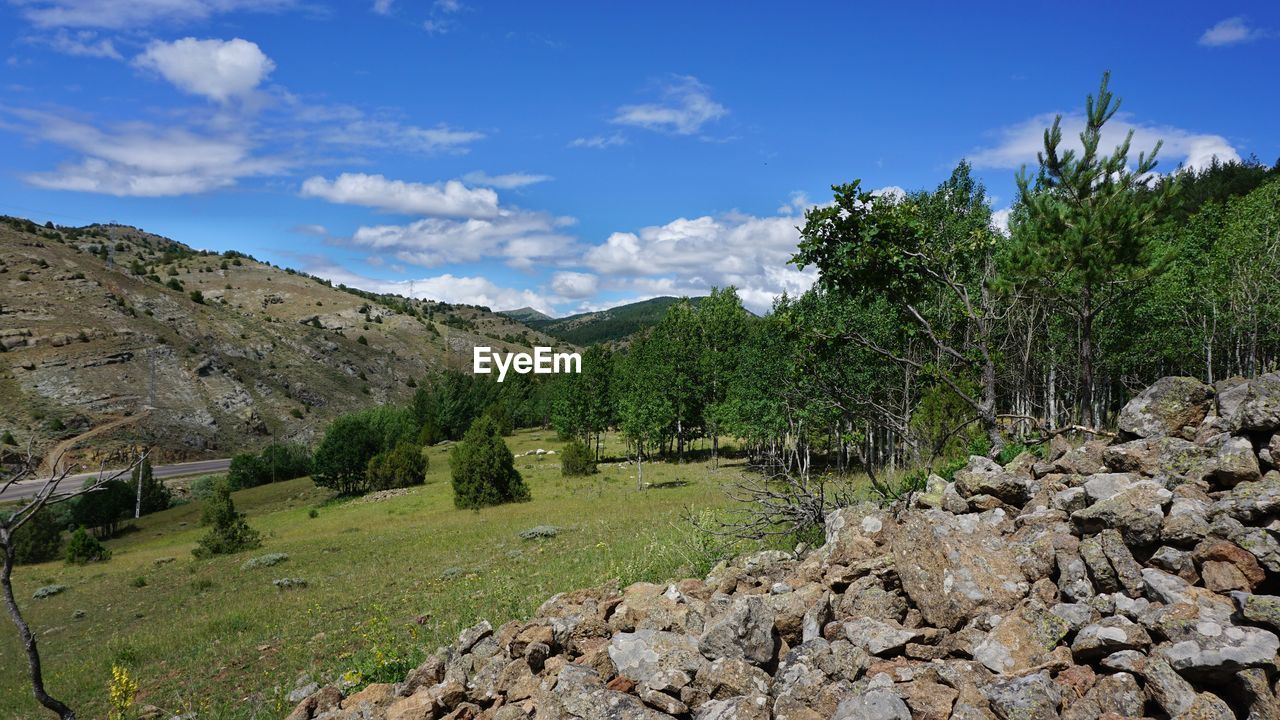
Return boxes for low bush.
[559,439,596,477]
[65,527,111,564]
[192,481,261,558]
[366,441,427,491]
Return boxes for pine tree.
[449,416,529,509]
[1011,71,1177,426]
[192,481,261,558]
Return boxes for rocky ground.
[279,373,1280,720]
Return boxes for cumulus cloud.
[583,206,813,314]
[300,173,499,218]
[968,112,1240,173]
[568,133,627,149]
[310,263,561,316]
[14,0,294,29]
[461,171,553,189]
[1199,17,1269,47]
[340,210,576,269]
[551,271,598,299]
[11,110,285,196]
[34,30,121,59]
[612,75,727,136]
[134,37,275,102]
[990,208,1012,236]
[371,0,394,15]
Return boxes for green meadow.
[1,431,744,719]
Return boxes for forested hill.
[0,217,564,465]
[509,296,707,346]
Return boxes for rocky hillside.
[0,217,563,465]
[281,373,1280,720]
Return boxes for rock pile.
[285,374,1280,720]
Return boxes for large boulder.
[971,598,1070,674]
[697,596,778,666]
[892,509,1028,630]
[1117,376,1214,440]
[1225,372,1280,433]
[954,456,1032,505]
[1101,437,1214,483]
[609,630,705,690]
[1070,479,1171,547]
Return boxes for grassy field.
[0,430,747,719]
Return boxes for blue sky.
[1,1,1277,315]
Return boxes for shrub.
[229,444,311,489]
[241,552,289,570]
[1,430,15,445]
[366,441,427,491]
[71,479,133,538]
[312,407,415,495]
[192,481,261,558]
[189,289,205,304]
[190,475,217,500]
[560,439,596,477]
[131,457,172,515]
[33,584,67,599]
[65,527,111,564]
[166,278,182,292]
[9,508,64,564]
[450,416,529,509]
[357,335,368,345]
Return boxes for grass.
[0,430,743,719]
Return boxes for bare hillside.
[0,217,561,466]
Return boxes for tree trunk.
[1080,289,1095,429]
[2,533,77,720]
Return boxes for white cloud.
[1199,17,1269,47]
[870,185,906,202]
[291,223,328,236]
[969,112,1240,173]
[340,210,576,269]
[461,171,553,189]
[371,0,393,15]
[300,173,499,218]
[583,205,812,314]
[991,208,1011,236]
[310,264,561,316]
[35,30,121,59]
[16,0,294,29]
[551,271,598,299]
[612,75,727,136]
[134,37,275,102]
[11,110,284,196]
[314,119,483,154]
[569,133,627,149]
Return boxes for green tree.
[366,441,427,491]
[697,287,750,465]
[615,331,673,487]
[312,407,415,495]
[1011,72,1176,426]
[70,479,133,538]
[64,527,110,564]
[450,416,529,509]
[130,457,171,516]
[192,481,261,558]
[8,509,63,565]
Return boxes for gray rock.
[1118,376,1213,439]
[1226,372,1280,433]
[1103,436,1214,482]
[1158,622,1280,678]
[842,617,920,656]
[1070,616,1151,660]
[1083,473,1142,502]
[610,630,706,689]
[698,596,778,666]
[1049,603,1096,632]
[954,457,1032,505]
[1162,497,1211,545]
[983,671,1060,720]
[693,695,770,720]
[1209,435,1262,486]
[832,689,911,720]
[972,598,1070,674]
[1070,480,1171,546]
[1232,592,1280,632]
[1098,529,1144,597]
[1210,471,1280,523]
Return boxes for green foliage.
[70,479,133,538]
[131,457,172,515]
[192,481,261,558]
[312,407,415,495]
[189,289,205,304]
[65,526,110,564]
[559,439,595,476]
[1,430,16,445]
[450,416,529,509]
[366,441,427,491]
[190,475,218,500]
[229,444,311,489]
[8,508,64,564]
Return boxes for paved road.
[0,458,231,503]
